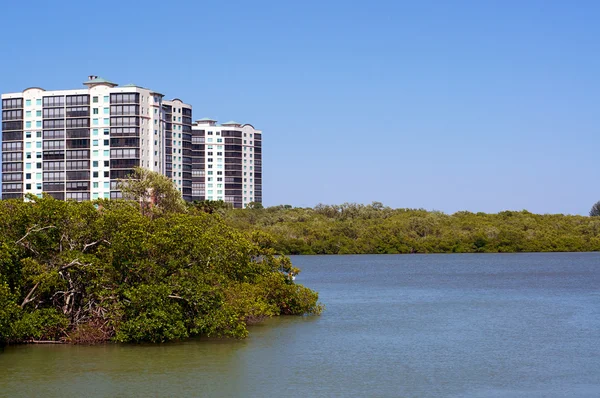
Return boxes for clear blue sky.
[1,0,598,214]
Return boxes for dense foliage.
[590,201,600,217]
[0,196,322,345]
[221,202,600,254]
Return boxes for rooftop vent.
[88,75,98,81]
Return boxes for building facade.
[1,77,263,206]
[162,99,193,202]
[1,77,183,201]
[192,118,262,208]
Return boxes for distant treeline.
[221,202,600,254]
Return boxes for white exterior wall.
[20,88,47,198]
[204,125,225,202]
[88,85,112,199]
[149,93,164,174]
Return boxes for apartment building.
[1,76,184,200]
[192,118,262,208]
[1,76,262,206]
[162,99,193,201]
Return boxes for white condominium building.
[1,76,262,206]
[192,119,262,208]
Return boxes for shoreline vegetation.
[0,170,322,346]
[221,202,600,255]
[2,170,598,346]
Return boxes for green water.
[1,253,599,397]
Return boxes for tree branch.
[21,282,40,308]
[82,239,111,252]
[16,225,56,245]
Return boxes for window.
[26,121,31,128]
[104,171,109,177]
[104,182,109,189]
[93,119,99,126]
[26,173,32,179]
[36,131,42,138]
[36,99,42,106]
[93,108,99,115]
[43,140,64,150]
[36,121,42,128]
[103,96,109,103]
[103,150,109,157]
[93,171,98,178]
[43,172,65,181]
[43,161,65,170]
[93,140,98,146]
[26,111,31,117]
[66,95,89,106]
[93,182,99,188]
[93,161,98,167]
[43,108,65,118]
[66,150,90,160]
[103,118,109,125]
[25,132,31,138]
[103,108,109,115]
[25,99,31,106]
[104,140,109,146]
[104,161,109,167]
[36,110,41,117]
[66,160,88,170]
[93,96,98,103]
[104,129,109,135]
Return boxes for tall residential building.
[162,99,193,202]
[1,76,192,201]
[192,118,262,208]
[1,77,263,206]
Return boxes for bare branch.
[27,340,65,344]
[59,259,91,271]
[16,225,56,245]
[21,282,40,308]
[82,239,111,252]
